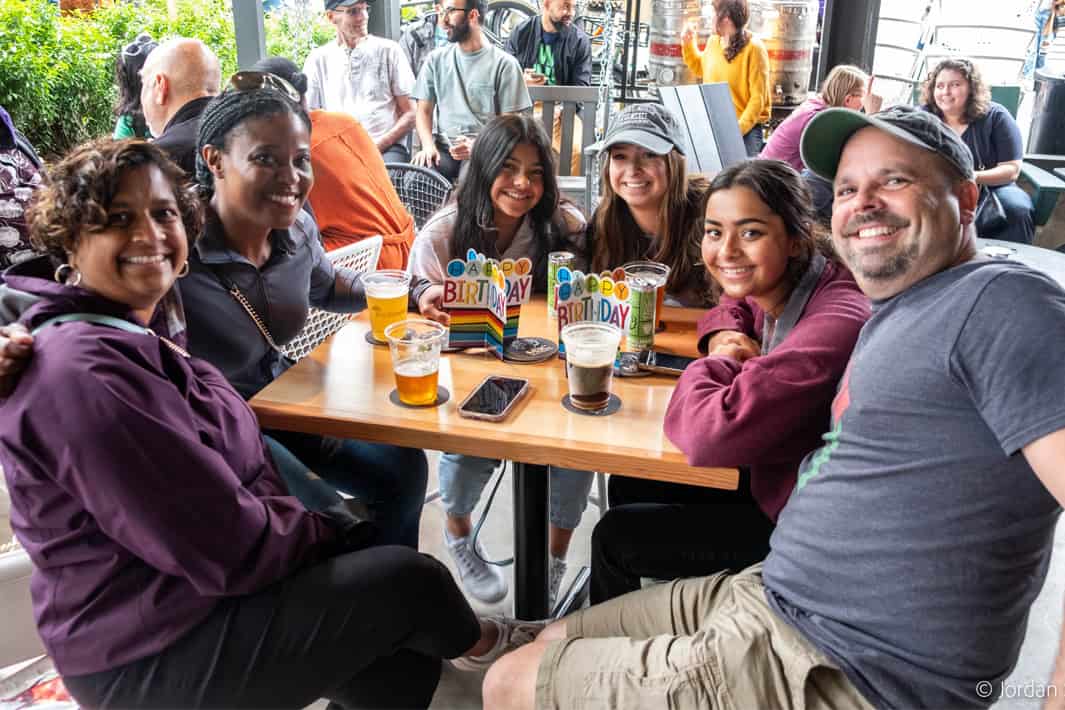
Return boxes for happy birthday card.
[442,249,534,358]
[554,267,632,357]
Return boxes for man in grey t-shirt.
[409,0,531,182]
[475,108,1065,710]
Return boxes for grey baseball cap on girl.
[590,103,688,156]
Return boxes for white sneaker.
[548,556,567,609]
[451,616,548,672]
[445,529,508,604]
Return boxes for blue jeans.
[743,124,765,157]
[801,168,835,222]
[264,431,428,549]
[1024,8,1052,77]
[438,453,594,530]
[983,182,1035,244]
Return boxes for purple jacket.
[664,259,870,521]
[759,96,826,172]
[0,275,340,676]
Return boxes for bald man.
[139,38,221,176]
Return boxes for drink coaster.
[561,393,621,416]
[389,386,450,408]
[365,331,388,346]
[504,337,558,363]
[980,245,1015,259]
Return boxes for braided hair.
[194,84,311,199]
[715,0,751,62]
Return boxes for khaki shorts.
[534,565,874,710]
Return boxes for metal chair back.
[384,163,453,231]
[282,236,384,361]
[528,85,604,177]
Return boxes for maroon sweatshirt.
[664,259,870,521]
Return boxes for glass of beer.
[384,318,448,406]
[365,270,411,343]
[560,322,622,413]
[622,261,671,341]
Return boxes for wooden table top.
[250,297,739,490]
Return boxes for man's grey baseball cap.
[800,105,975,182]
[590,103,687,156]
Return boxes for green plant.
[265,2,335,69]
[0,0,333,159]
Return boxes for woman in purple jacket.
[0,139,528,708]
[589,160,870,603]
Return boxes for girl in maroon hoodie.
[590,159,870,603]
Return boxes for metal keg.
[760,0,818,105]
[648,0,713,86]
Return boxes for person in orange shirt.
[681,0,770,156]
[252,57,416,270]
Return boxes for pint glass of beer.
[560,322,622,412]
[384,318,448,406]
[365,270,412,342]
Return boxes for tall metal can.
[547,251,575,319]
[622,261,671,351]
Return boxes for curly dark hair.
[28,138,202,260]
[714,0,751,62]
[703,159,834,298]
[920,57,991,124]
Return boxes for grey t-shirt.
[411,43,532,143]
[763,259,1065,709]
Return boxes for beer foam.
[566,345,617,368]
[366,282,409,299]
[394,359,438,377]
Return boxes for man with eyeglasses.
[410,0,532,182]
[503,0,591,170]
[303,0,417,164]
[139,38,222,177]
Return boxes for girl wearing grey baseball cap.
[587,103,714,308]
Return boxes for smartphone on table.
[458,375,531,421]
[636,350,697,376]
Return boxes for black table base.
[512,462,550,620]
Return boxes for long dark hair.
[194,84,311,200]
[590,149,712,305]
[450,114,571,293]
[920,57,991,124]
[715,0,751,62]
[114,33,158,137]
[704,159,834,297]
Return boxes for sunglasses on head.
[224,71,302,104]
[121,33,156,59]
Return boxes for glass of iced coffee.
[384,318,448,406]
[365,270,412,343]
[561,322,622,413]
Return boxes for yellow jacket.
[682,34,771,136]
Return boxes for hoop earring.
[54,263,82,287]
[177,261,190,278]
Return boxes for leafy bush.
[0,0,332,159]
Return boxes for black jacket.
[504,16,592,87]
[154,95,213,178]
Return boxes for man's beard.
[448,17,471,42]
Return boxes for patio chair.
[384,163,453,231]
[281,236,383,361]
[657,83,748,174]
